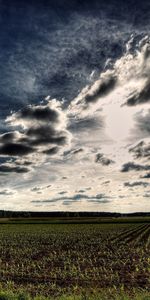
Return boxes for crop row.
[110,224,146,243]
[0,223,149,296]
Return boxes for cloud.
[0,164,29,173]
[87,194,111,203]
[23,126,67,146]
[70,37,150,113]
[0,143,35,156]
[63,147,84,161]
[31,185,51,192]
[63,200,75,206]
[15,160,33,166]
[143,193,150,198]
[3,35,150,211]
[63,199,110,205]
[87,199,110,204]
[31,187,41,192]
[0,132,17,142]
[95,153,114,166]
[15,106,59,123]
[84,73,117,104]
[0,189,15,195]
[129,141,150,159]
[134,110,150,137]
[141,173,150,179]
[96,193,109,199]
[31,193,111,204]
[70,194,89,200]
[124,40,150,106]
[102,180,110,185]
[69,116,103,132]
[126,79,150,106]
[58,191,67,195]
[121,162,150,172]
[76,189,86,193]
[0,99,71,172]
[71,148,83,155]
[42,146,59,155]
[124,181,149,187]
[32,199,58,203]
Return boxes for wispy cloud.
[124,181,149,188]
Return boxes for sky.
[1,0,150,212]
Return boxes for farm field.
[0,221,149,299]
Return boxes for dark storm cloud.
[1,0,150,125]
[16,106,59,123]
[63,148,83,159]
[0,143,35,156]
[121,162,150,172]
[15,160,33,166]
[72,148,83,155]
[129,141,150,159]
[95,153,114,165]
[126,80,150,106]
[25,126,67,146]
[141,173,150,178]
[124,181,149,187]
[0,157,11,164]
[43,146,59,155]
[0,102,69,174]
[8,103,69,152]
[84,75,117,104]
[0,164,29,173]
[0,132,16,142]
